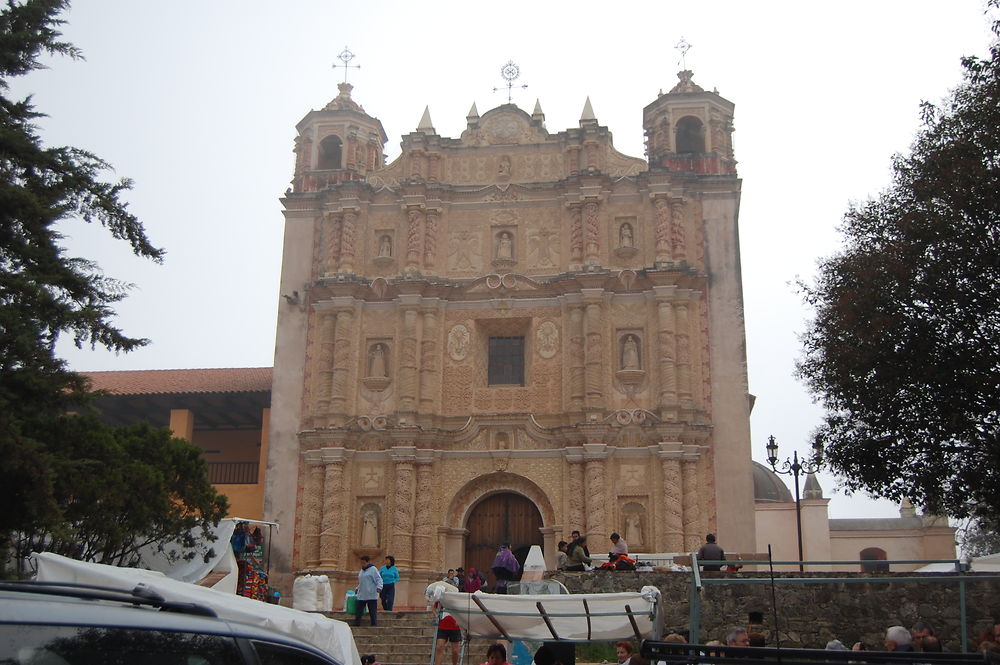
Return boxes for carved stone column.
[329,309,355,417]
[339,209,358,273]
[659,448,684,552]
[320,458,346,566]
[682,453,702,552]
[568,204,583,267]
[324,213,343,274]
[399,307,419,410]
[418,307,440,412]
[423,209,439,271]
[391,448,416,567]
[584,301,604,408]
[653,197,671,263]
[584,199,600,265]
[300,462,325,567]
[411,460,434,570]
[405,207,423,272]
[657,298,678,410]
[314,313,336,416]
[675,301,692,407]
[566,146,581,177]
[428,154,440,183]
[583,445,607,544]
[568,305,585,410]
[670,198,687,263]
[567,457,585,533]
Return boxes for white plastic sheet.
[428,584,661,641]
[34,552,359,665]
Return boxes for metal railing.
[687,553,1000,652]
[207,461,259,484]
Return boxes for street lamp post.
[765,434,822,572]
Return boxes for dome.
[753,461,793,502]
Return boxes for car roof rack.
[0,580,218,618]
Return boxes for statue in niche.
[369,344,387,377]
[378,235,392,257]
[496,232,514,260]
[498,155,511,177]
[622,335,640,370]
[619,223,634,248]
[361,507,379,547]
[625,513,643,546]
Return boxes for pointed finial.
[532,99,544,116]
[468,102,479,118]
[580,97,597,125]
[417,106,435,134]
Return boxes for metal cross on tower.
[675,38,692,69]
[334,46,361,83]
[493,60,528,103]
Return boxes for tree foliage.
[958,517,1000,558]
[9,416,228,568]
[0,1,227,574]
[798,7,1000,522]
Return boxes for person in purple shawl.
[491,543,521,594]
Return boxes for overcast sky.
[19,1,995,522]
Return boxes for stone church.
[264,69,755,607]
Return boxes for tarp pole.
[472,594,512,641]
[625,604,641,641]
[535,601,561,640]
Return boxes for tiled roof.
[83,368,273,396]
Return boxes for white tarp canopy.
[428,584,661,642]
[34,552,359,665]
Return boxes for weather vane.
[493,60,528,103]
[675,38,692,69]
[334,46,360,83]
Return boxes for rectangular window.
[488,336,524,386]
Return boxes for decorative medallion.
[536,321,559,359]
[448,324,471,361]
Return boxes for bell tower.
[643,70,736,175]
[291,82,388,193]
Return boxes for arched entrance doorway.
[464,492,543,590]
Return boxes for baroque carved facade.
[266,73,755,606]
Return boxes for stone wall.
[549,571,1000,651]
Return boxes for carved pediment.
[461,107,547,146]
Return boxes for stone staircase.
[325,611,496,665]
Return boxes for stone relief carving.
[495,232,514,260]
[536,321,559,359]
[448,324,471,361]
[528,228,559,268]
[447,231,481,271]
[360,466,384,494]
[360,504,380,548]
[620,464,643,487]
[621,334,641,370]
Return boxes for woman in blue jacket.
[379,555,399,611]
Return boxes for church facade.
[265,71,755,606]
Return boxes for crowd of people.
[555,529,637,572]
[698,620,1000,655]
[440,543,523,593]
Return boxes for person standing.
[696,534,725,571]
[355,555,382,627]
[379,555,399,611]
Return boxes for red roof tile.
[82,368,273,396]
